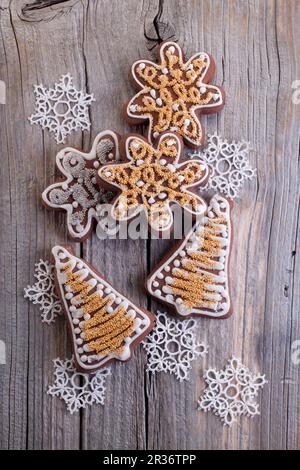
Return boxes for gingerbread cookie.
[52,246,155,372]
[146,195,232,318]
[126,41,225,148]
[42,131,120,240]
[98,132,209,233]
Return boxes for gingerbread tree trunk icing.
[98,132,209,233]
[146,195,232,318]
[52,246,155,372]
[126,41,225,148]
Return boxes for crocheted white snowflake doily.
[29,74,95,144]
[48,356,111,414]
[24,259,62,324]
[143,311,208,382]
[191,133,256,199]
[198,357,267,426]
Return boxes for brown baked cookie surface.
[52,245,155,372]
[146,195,233,319]
[42,131,120,241]
[126,41,225,148]
[98,132,209,233]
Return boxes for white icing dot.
[105,171,111,177]
[172,103,179,111]
[78,178,83,184]
[173,260,180,267]
[178,175,185,182]
[220,202,227,208]
[158,192,167,200]
[108,152,114,160]
[115,297,122,304]
[91,177,97,184]
[104,287,111,294]
[168,45,175,54]
[167,139,176,146]
[156,98,163,106]
[69,305,76,312]
[167,164,176,172]
[128,309,136,317]
[62,183,68,190]
[153,131,159,138]
[136,159,144,166]
[107,306,114,314]
[131,141,140,149]
[83,313,90,320]
[78,347,83,354]
[81,355,87,362]
[77,262,83,269]
[200,86,206,94]
[170,126,178,132]
[65,285,72,292]
[162,67,168,74]
[129,104,138,113]
[157,272,164,279]
[166,294,174,302]
[165,276,173,284]
[164,266,171,272]
[76,338,83,345]
[76,224,83,233]
[153,281,159,288]
[159,159,167,166]
[187,63,194,70]
[73,318,79,325]
[97,283,104,290]
[74,327,81,335]
[137,180,144,187]
[65,292,73,300]
[208,211,214,218]
[213,93,220,101]
[184,118,190,127]
[180,251,186,257]
[59,252,66,259]
[139,62,146,70]
[154,289,161,295]
[93,160,100,168]
[148,197,155,204]
[150,89,156,98]
[176,298,183,304]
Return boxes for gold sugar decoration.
[167,217,227,310]
[63,266,135,356]
[100,136,206,225]
[128,43,223,145]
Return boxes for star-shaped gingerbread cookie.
[126,41,225,148]
[98,132,209,233]
[42,131,120,240]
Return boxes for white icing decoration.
[52,246,152,371]
[42,131,120,240]
[147,195,232,318]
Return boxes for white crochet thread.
[191,133,256,199]
[29,74,95,144]
[48,356,111,414]
[198,357,267,426]
[24,259,62,324]
[143,311,208,382]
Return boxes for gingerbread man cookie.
[42,131,120,241]
[126,41,225,148]
[146,195,232,318]
[52,246,155,372]
[98,132,209,233]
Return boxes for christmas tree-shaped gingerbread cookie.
[146,195,232,319]
[52,246,155,372]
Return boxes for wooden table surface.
[1,0,300,450]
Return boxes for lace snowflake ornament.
[48,356,111,414]
[198,357,267,426]
[29,74,95,144]
[191,133,256,199]
[143,311,208,382]
[24,259,62,324]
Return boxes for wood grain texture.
[0,0,300,450]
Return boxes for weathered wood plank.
[0,0,300,450]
